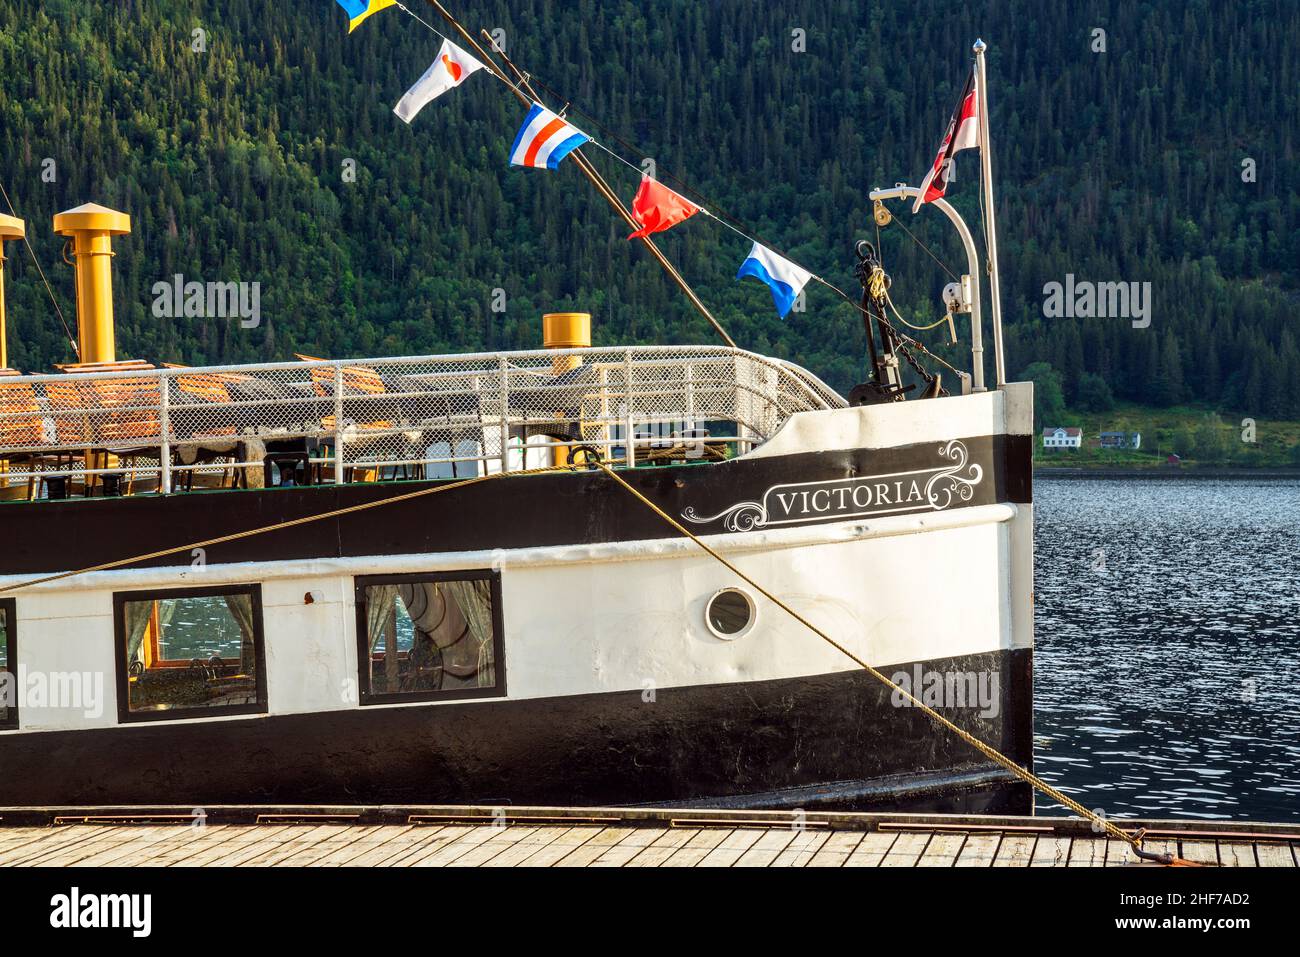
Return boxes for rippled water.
[1034,475,1300,822]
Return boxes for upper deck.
[0,346,844,500]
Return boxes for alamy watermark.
[1042,274,1151,329]
[50,888,151,937]
[152,274,261,328]
[1,667,105,718]
[890,664,1000,718]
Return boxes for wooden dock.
[1,805,1297,867]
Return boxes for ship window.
[114,585,267,723]
[1,599,16,729]
[705,588,756,640]
[355,571,504,705]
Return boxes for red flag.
[913,67,980,212]
[627,176,700,239]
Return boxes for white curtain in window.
[365,585,398,653]
[123,600,153,664]
[223,593,257,673]
[443,579,495,687]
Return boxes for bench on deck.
[46,360,161,446]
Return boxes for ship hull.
[1,387,1036,814]
[0,649,1031,812]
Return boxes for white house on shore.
[1042,427,1083,449]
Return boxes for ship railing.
[0,346,845,496]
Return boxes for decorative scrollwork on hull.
[923,440,984,510]
[682,501,767,532]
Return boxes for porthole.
[705,588,756,640]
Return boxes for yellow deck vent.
[53,203,132,365]
[542,312,591,375]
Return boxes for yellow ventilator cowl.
[0,213,25,371]
[543,312,591,376]
[542,312,591,349]
[53,203,131,364]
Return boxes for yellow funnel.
[0,213,24,370]
[543,312,591,375]
[53,203,131,364]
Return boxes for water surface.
[1034,475,1300,822]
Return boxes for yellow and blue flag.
[335,0,397,33]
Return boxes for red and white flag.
[394,39,485,124]
[913,67,980,212]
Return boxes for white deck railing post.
[159,369,171,494]
[498,356,511,473]
[623,352,636,467]
[333,365,345,485]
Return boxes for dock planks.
[1,806,1296,867]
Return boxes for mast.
[423,0,737,349]
[973,39,1006,388]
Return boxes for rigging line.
[395,3,515,91]
[578,130,959,371]
[404,1,733,348]
[884,288,953,332]
[0,179,80,361]
[462,21,738,350]
[591,459,1196,865]
[806,268,964,378]
[887,209,961,283]
[478,64,952,358]
[395,3,453,44]
[404,3,950,374]
[510,69,787,247]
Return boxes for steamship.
[0,192,1034,812]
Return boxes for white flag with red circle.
[394,39,486,124]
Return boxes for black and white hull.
[0,372,1034,813]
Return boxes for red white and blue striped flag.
[509,104,591,170]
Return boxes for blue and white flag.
[509,104,590,169]
[736,242,812,318]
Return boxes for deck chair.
[163,363,248,440]
[45,361,160,447]
[298,355,398,432]
[0,376,46,448]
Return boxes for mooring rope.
[589,460,1199,865]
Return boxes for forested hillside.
[0,0,1296,415]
